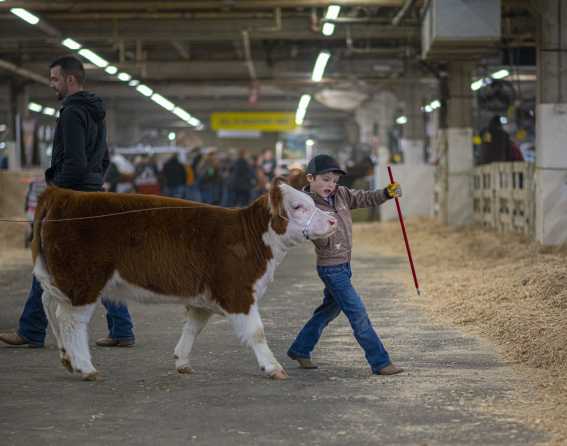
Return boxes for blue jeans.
[288,263,391,373]
[18,276,135,346]
[164,185,185,198]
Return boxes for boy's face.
[307,171,341,199]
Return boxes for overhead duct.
[421,0,501,59]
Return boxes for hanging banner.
[210,112,296,132]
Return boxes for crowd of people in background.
[105,147,278,208]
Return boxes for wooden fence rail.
[472,162,535,236]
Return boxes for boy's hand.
[385,182,402,199]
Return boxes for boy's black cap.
[306,154,346,176]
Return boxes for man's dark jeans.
[18,276,134,347]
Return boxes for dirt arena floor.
[356,219,567,445]
[0,216,563,445]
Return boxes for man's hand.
[385,182,402,199]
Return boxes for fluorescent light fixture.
[322,23,335,36]
[168,132,176,141]
[104,66,118,75]
[471,79,485,91]
[500,116,508,125]
[10,8,40,25]
[322,3,340,36]
[430,99,441,109]
[62,38,81,50]
[151,93,175,111]
[42,107,56,116]
[424,105,433,113]
[118,72,132,82]
[311,51,331,82]
[491,69,510,80]
[188,117,201,127]
[306,139,315,146]
[396,116,407,125]
[28,102,42,113]
[78,48,109,68]
[325,5,341,20]
[295,94,312,125]
[136,84,153,97]
[173,107,192,121]
[128,79,140,87]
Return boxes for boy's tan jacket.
[305,185,389,266]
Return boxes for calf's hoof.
[81,372,98,381]
[177,366,194,374]
[270,369,288,380]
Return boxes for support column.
[535,0,567,245]
[438,61,474,226]
[400,79,425,164]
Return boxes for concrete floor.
[0,244,547,445]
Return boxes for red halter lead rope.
[387,165,420,296]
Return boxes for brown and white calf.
[31,178,336,381]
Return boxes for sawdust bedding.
[355,219,567,444]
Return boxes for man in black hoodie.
[0,56,135,348]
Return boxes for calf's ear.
[269,177,288,235]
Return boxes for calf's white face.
[279,183,337,242]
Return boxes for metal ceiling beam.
[0,1,405,11]
[0,59,50,86]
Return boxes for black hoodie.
[45,91,109,191]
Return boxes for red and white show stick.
[387,165,421,296]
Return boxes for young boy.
[287,154,404,376]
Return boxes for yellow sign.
[210,112,296,132]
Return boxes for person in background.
[260,148,277,181]
[197,151,222,204]
[0,55,135,349]
[161,153,187,198]
[287,154,404,376]
[228,149,256,207]
[478,115,522,165]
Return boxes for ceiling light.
[295,94,312,125]
[430,99,441,109]
[104,66,118,75]
[28,102,42,113]
[42,107,56,116]
[168,132,176,141]
[396,116,407,125]
[118,72,132,82]
[128,79,140,87]
[491,69,510,80]
[173,107,192,121]
[322,23,335,36]
[136,84,153,97]
[424,105,433,113]
[311,51,331,82]
[78,48,109,68]
[62,38,81,50]
[187,117,201,127]
[10,8,40,25]
[470,79,485,91]
[325,5,341,20]
[151,93,175,111]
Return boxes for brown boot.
[0,332,42,348]
[374,363,404,376]
[295,357,318,369]
[95,337,135,347]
